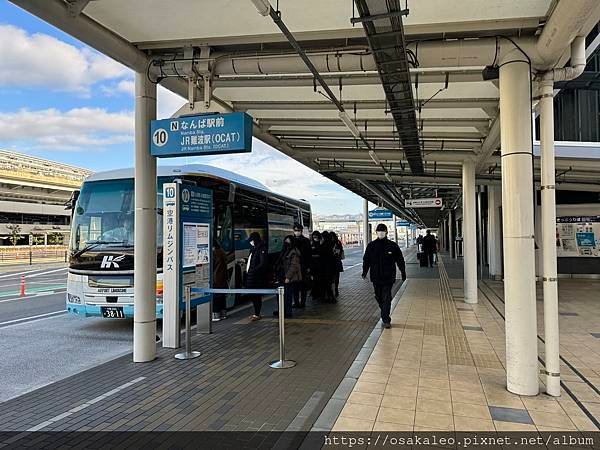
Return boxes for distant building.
[313,214,364,245]
[0,150,92,246]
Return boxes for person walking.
[331,232,345,298]
[362,224,407,329]
[293,222,311,308]
[422,230,437,268]
[244,232,268,321]
[273,235,302,318]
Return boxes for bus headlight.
[68,293,82,304]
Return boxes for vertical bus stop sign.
[162,182,213,349]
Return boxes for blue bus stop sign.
[151,112,253,157]
[368,209,393,220]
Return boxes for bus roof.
[85,164,310,208]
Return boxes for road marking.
[0,266,67,280]
[0,285,67,299]
[26,267,68,279]
[343,263,362,270]
[0,310,66,327]
[26,377,146,432]
[0,289,66,304]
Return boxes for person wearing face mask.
[362,223,407,329]
[319,231,336,303]
[293,223,311,308]
[331,232,345,298]
[244,232,268,321]
[273,235,302,318]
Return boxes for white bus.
[66,164,311,319]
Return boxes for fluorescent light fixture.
[385,172,393,182]
[339,111,361,138]
[250,0,271,16]
[368,150,381,165]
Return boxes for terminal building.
[3,0,600,441]
[0,149,91,246]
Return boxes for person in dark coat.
[273,235,302,318]
[362,223,407,328]
[422,230,437,268]
[293,222,311,308]
[244,231,268,321]
[212,240,228,321]
[331,232,345,298]
[319,231,336,303]
[309,230,322,299]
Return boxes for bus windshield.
[70,179,136,252]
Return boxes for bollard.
[269,286,296,369]
[20,275,25,297]
[175,285,201,360]
[29,250,32,266]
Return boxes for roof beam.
[261,117,491,128]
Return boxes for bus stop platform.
[2,247,599,447]
[0,248,418,440]
[329,255,600,434]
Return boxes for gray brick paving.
[0,252,419,435]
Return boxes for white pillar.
[133,72,157,363]
[362,199,369,253]
[487,186,503,280]
[499,58,538,395]
[462,160,478,304]
[540,80,560,397]
[393,214,399,243]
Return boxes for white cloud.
[157,87,186,119]
[0,107,133,151]
[0,25,129,93]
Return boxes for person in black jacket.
[244,231,268,321]
[422,230,437,267]
[293,222,311,308]
[362,223,407,328]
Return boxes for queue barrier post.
[269,286,296,369]
[191,287,296,369]
[174,285,201,360]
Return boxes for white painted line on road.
[26,377,146,432]
[0,289,66,304]
[0,267,47,280]
[343,263,362,270]
[0,310,66,327]
[25,267,68,279]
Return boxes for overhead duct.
[354,0,423,175]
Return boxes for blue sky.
[0,1,365,215]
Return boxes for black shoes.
[382,322,391,329]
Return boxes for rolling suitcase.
[419,253,428,267]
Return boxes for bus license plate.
[101,306,125,319]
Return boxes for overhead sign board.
[150,112,253,157]
[396,220,411,227]
[368,209,393,220]
[405,197,443,208]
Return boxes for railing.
[0,248,68,265]
[183,287,296,369]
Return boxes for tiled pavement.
[331,254,600,433]
[0,248,421,437]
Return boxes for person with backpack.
[362,224,407,329]
[273,235,302,318]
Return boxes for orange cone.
[20,275,25,297]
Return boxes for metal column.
[487,186,503,280]
[363,199,369,253]
[462,160,478,304]
[393,214,399,243]
[499,58,538,395]
[477,187,484,279]
[540,80,560,397]
[133,72,157,363]
[450,209,456,259]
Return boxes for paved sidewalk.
[331,254,600,432]
[0,248,417,439]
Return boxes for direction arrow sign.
[405,197,443,208]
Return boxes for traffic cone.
[20,275,25,297]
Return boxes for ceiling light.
[385,172,393,183]
[250,0,271,16]
[339,111,361,138]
